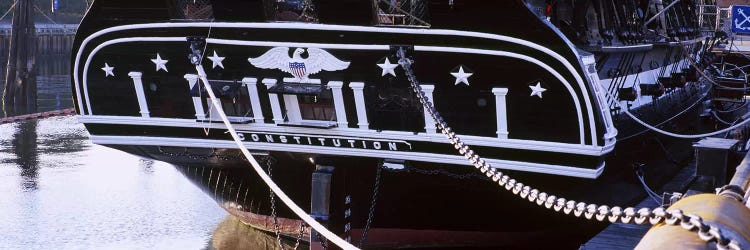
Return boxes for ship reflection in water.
[209,216,302,250]
[0,116,227,249]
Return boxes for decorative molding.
[262,79,284,124]
[349,82,369,130]
[327,81,348,128]
[72,22,601,144]
[89,135,606,179]
[77,115,616,156]
[492,88,509,139]
[184,74,206,120]
[242,77,264,122]
[127,72,150,118]
[283,95,302,122]
[420,85,437,134]
[78,37,592,145]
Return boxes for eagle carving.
[248,47,350,82]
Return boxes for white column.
[242,77,264,122]
[283,95,301,123]
[421,84,436,134]
[327,81,348,128]
[207,99,224,120]
[492,88,509,139]
[128,72,150,118]
[184,74,206,120]
[263,79,284,124]
[349,82,368,129]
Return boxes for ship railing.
[373,0,430,28]
[718,7,732,34]
[697,4,719,35]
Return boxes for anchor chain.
[316,233,329,250]
[157,146,244,161]
[359,164,382,248]
[266,156,306,250]
[394,48,741,250]
[386,166,488,180]
[293,222,307,250]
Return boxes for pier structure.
[584,139,750,249]
[4,0,37,113]
[0,24,77,55]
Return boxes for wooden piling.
[3,0,37,114]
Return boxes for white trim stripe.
[73,22,598,145]
[81,37,589,144]
[89,135,605,179]
[77,115,614,156]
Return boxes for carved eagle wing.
[248,47,292,73]
[304,48,351,75]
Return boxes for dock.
[581,159,698,249]
[0,24,77,55]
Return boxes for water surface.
[0,105,227,250]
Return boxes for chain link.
[293,222,306,250]
[394,48,741,250]
[266,156,286,250]
[264,156,307,250]
[316,232,329,250]
[386,165,488,180]
[359,164,382,248]
[157,146,244,161]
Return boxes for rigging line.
[625,52,648,93]
[669,48,681,73]
[678,39,745,88]
[724,116,743,139]
[603,85,750,139]
[194,64,358,250]
[33,4,57,25]
[711,62,747,76]
[659,48,674,77]
[606,53,630,94]
[618,90,709,141]
[715,101,748,114]
[377,0,430,26]
[395,49,742,250]
[199,20,215,136]
[712,111,737,126]
[728,43,750,70]
[637,174,663,203]
[0,1,17,22]
[616,53,636,92]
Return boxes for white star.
[207,50,225,69]
[101,63,114,77]
[529,82,547,98]
[151,53,169,72]
[377,58,398,77]
[451,66,473,86]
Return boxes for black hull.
[70,0,716,248]
[107,130,695,249]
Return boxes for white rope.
[0,1,17,22]
[33,4,58,25]
[603,85,750,139]
[194,65,358,250]
[619,91,709,141]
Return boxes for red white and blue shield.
[289,62,306,79]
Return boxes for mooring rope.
[194,64,358,250]
[608,88,750,139]
[607,39,750,140]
